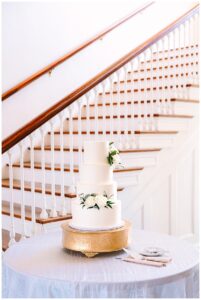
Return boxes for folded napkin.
[121,257,167,267]
[119,248,172,267]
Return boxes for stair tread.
[33,146,162,153]
[11,162,144,172]
[186,83,199,88]
[113,72,197,84]
[53,130,178,135]
[2,178,76,198]
[99,85,178,95]
[135,130,178,134]
[2,200,71,224]
[67,114,193,120]
[140,52,198,64]
[155,44,198,54]
[127,61,198,73]
[99,82,197,95]
[85,98,199,107]
[2,178,124,194]
[171,98,199,104]
[154,114,193,119]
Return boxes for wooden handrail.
[2,1,154,101]
[2,3,199,153]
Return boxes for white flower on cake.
[112,154,121,165]
[79,192,114,210]
[110,144,118,152]
[85,196,96,208]
[107,142,123,168]
[95,195,108,208]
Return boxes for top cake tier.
[84,141,109,165]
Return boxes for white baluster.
[191,15,196,83]
[184,22,190,87]
[161,37,167,114]
[188,17,193,84]
[85,92,91,140]
[59,110,67,216]
[143,50,149,130]
[172,29,178,101]
[167,33,172,112]
[137,55,142,131]
[77,98,84,165]
[68,105,76,194]
[50,118,57,217]
[123,63,130,149]
[8,151,16,246]
[155,41,161,115]
[183,22,188,87]
[149,46,155,130]
[30,134,36,234]
[19,142,26,239]
[193,13,199,83]
[130,59,136,147]
[109,74,115,142]
[117,69,123,149]
[94,86,99,139]
[101,80,107,140]
[195,13,199,83]
[39,126,48,219]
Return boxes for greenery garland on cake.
[80,192,114,210]
[107,142,123,167]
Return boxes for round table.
[2,229,199,298]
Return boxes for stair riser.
[2,187,73,211]
[99,85,199,103]
[155,118,190,131]
[151,48,197,59]
[142,55,197,64]
[10,167,141,187]
[81,101,198,117]
[135,134,176,148]
[2,214,42,237]
[46,133,175,148]
[112,76,188,92]
[64,117,190,132]
[172,102,199,115]
[126,65,196,80]
[2,214,68,236]
[33,149,158,167]
[97,89,188,103]
[185,86,199,100]
[138,58,198,72]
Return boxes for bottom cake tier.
[70,200,123,231]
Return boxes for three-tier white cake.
[70,141,123,230]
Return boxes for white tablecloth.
[2,229,199,298]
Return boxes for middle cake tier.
[79,163,113,184]
[77,181,117,200]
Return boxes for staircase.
[2,4,199,249]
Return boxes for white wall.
[122,119,199,243]
[2,0,145,91]
[2,0,196,140]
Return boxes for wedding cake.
[70,141,124,230]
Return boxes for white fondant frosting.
[71,141,123,231]
[70,200,122,230]
[77,181,117,200]
[79,164,113,184]
[84,141,109,165]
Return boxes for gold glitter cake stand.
[61,220,132,258]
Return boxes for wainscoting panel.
[129,129,199,243]
[143,177,170,234]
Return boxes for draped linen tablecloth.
[2,229,199,298]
